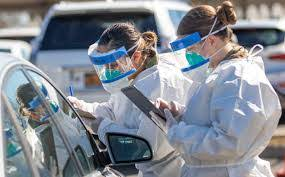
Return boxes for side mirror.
[105,133,153,164]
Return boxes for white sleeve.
[80,97,116,121]
[167,76,281,161]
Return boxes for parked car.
[0,40,31,60]
[31,0,191,102]
[0,53,153,177]
[0,27,40,44]
[232,19,285,123]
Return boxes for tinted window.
[168,10,187,30]
[41,12,160,50]
[233,28,285,48]
[3,69,81,177]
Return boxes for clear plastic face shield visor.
[170,32,210,72]
[26,84,59,122]
[170,17,228,73]
[89,44,138,84]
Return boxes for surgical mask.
[104,69,122,80]
[89,41,140,94]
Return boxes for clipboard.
[121,85,166,122]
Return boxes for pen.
[69,85,74,96]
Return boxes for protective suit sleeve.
[167,75,281,161]
[78,97,116,121]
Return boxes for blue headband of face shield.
[89,45,138,83]
[170,32,202,52]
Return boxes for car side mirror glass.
[106,133,152,164]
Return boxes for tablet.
[121,85,166,121]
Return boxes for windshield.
[40,12,160,50]
[168,10,187,30]
[233,28,285,48]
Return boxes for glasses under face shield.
[170,32,210,72]
[89,46,137,84]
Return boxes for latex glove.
[156,98,185,118]
[164,109,178,133]
[67,96,85,110]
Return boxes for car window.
[27,70,96,175]
[233,28,285,48]
[2,102,33,177]
[40,12,160,50]
[168,10,187,30]
[2,69,81,177]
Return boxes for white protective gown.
[79,58,196,177]
[167,56,282,177]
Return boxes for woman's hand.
[156,98,185,119]
[67,96,85,110]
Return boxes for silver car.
[0,53,153,177]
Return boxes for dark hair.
[16,83,37,116]
[98,23,158,69]
[178,1,248,58]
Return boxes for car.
[232,19,285,123]
[0,40,32,60]
[0,27,40,44]
[31,0,191,102]
[0,53,153,177]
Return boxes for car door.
[23,67,123,177]
[1,66,91,177]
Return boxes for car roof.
[0,40,30,49]
[52,0,190,15]
[232,19,285,31]
[0,54,33,77]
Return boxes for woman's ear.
[208,35,216,46]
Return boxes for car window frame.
[21,65,105,171]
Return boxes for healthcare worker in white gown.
[68,23,196,177]
[157,1,282,177]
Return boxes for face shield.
[89,43,139,93]
[27,84,59,122]
[170,32,210,73]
